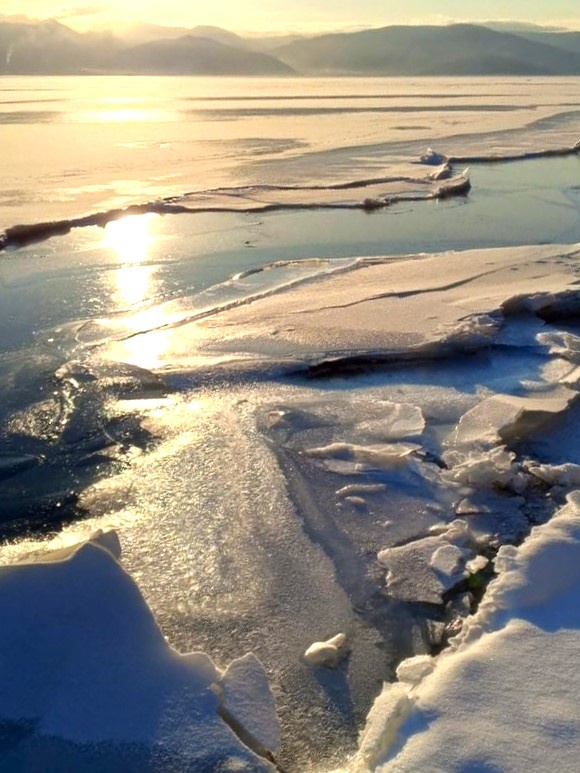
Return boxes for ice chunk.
[430,544,470,578]
[305,442,419,470]
[343,495,368,509]
[396,655,435,686]
[220,653,281,754]
[419,148,447,166]
[378,521,474,604]
[466,555,489,574]
[336,483,388,498]
[528,462,580,488]
[303,633,348,668]
[443,446,528,493]
[455,497,491,515]
[435,173,471,198]
[428,162,452,181]
[502,288,580,320]
[441,518,474,547]
[447,389,577,452]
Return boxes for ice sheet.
[3,77,580,233]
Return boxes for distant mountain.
[111,36,294,75]
[274,23,580,75]
[510,30,580,57]
[115,22,251,49]
[114,22,309,53]
[2,18,580,77]
[0,19,292,75]
[189,25,251,49]
[242,33,313,53]
[482,21,571,34]
[481,21,580,56]
[0,19,120,73]
[113,21,191,44]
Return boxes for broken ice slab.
[219,653,281,756]
[169,243,580,370]
[378,520,476,605]
[444,387,578,455]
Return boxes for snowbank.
[0,531,279,770]
[359,490,580,772]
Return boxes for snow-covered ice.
[364,490,580,773]
[0,531,279,770]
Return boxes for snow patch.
[367,490,580,772]
[0,533,278,769]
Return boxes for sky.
[4,0,580,33]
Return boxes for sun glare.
[105,213,156,308]
[103,213,174,367]
[105,213,154,264]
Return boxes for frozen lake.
[1,76,580,771]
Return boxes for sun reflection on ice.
[105,212,158,309]
[106,212,154,266]
[104,213,171,369]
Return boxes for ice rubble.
[183,240,580,771]
[0,531,280,771]
[359,490,580,773]
[303,633,348,668]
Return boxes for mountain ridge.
[2,18,580,76]
[273,23,580,75]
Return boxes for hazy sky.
[6,0,580,33]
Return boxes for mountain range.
[2,17,580,76]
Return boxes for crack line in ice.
[282,266,504,316]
